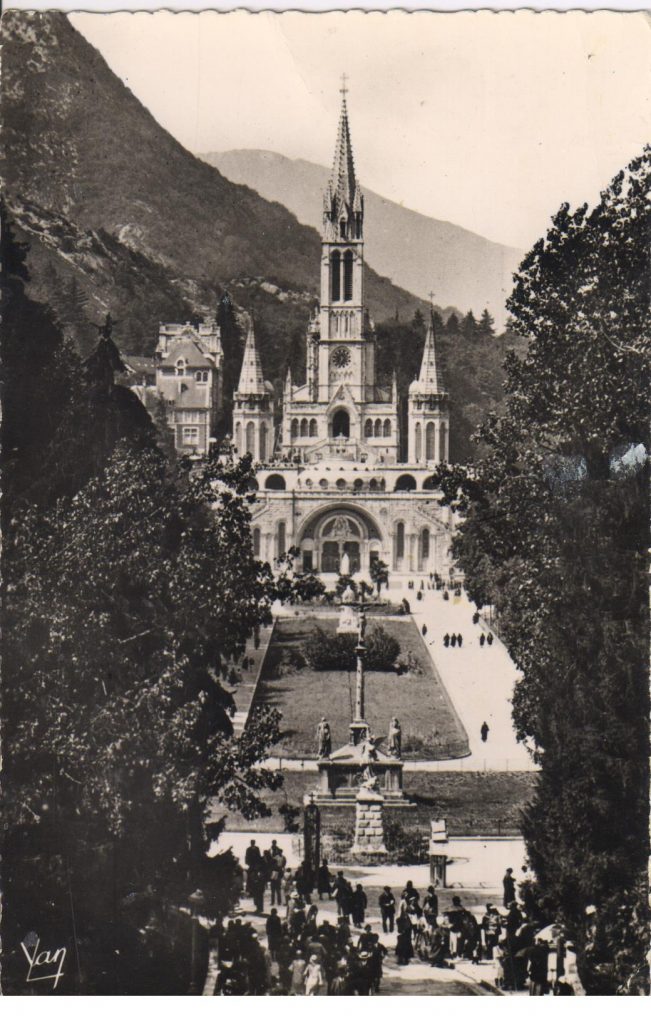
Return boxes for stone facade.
[233,89,455,578]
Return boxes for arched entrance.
[331,409,350,438]
[299,506,383,574]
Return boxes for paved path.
[228,624,275,737]
[404,587,535,772]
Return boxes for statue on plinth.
[388,717,402,758]
[337,583,358,634]
[360,734,378,762]
[315,716,332,758]
[359,764,380,793]
[340,552,351,577]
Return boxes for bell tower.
[318,77,373,403]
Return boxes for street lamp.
[188,887,206,995]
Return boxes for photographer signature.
[21,933,66,990]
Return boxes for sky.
[70,10,650,251]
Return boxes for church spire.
[416,307,445,393]
[237,318,266,395]
[323,76,363,240]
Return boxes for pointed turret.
[237,320,266,396]
[411,308,445,395]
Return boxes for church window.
[353,479,363,491]
[277,521,286,558]
[383,419,391,437]
[291,418,299,439]
[336,478,346,490]
[343,250,354,301]
[253,528,261,557]
[234,422,242,452]
[309,418,318,437]
[330,251,341,302]
[374,418,382,437]
[340,219,347,239]
[176,359,185,376]
[415,423,422,462]
[422,475,436,491]
[369,478,379,492]
[440,422,447,462]
[245,421,255,454]
[396,522,405,561]
[195,370,209,382]
[259,422,268,461]
[364,418,373,438]
[319,479,329,490]
[426,422,435,461]
[182,426,199,445]
[331,347,350,368]
[300,418,309,437]
[304,479,313,489]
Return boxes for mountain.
[1,10,428,365]
[200,150,522,328]
[1,11,524,461]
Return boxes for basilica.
[231,89,455,580]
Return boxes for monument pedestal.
[313,741,412,806]
[351,787,388,862]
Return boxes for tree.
[446,312,460,334]
[411,307,425,331]
[431,149,650,994]
[478,308,495,339]
[461,309,478,340]
[369,558,390,596]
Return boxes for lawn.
[250,615,469,760]
[211,771,536,838]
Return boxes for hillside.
[1,10,426,363]
[2,11,523,460]
[201,149,522,328]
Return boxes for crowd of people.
[213,846,569,996]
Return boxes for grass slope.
[251,615,469,760]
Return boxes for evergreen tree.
[432,149,650,993]
[478,308,495,338]
[461,309,478,340]
[446,312,460,334]
[431,309,445,333]
[411,307,425,330]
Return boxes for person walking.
[457,633,463,647]
[450,633,457,647]
[317,858,332,900]
[395,910,414,965]
[443,633,450,647]
[480,633,486,647]
[421,623,428,637]
[289,951,307,995]
[503,868,516,907]
[351,883,368,928]
[423,885,439,926]
[481,904,502,960]
[265,907,283,962]
[379,886,396,934]
[487,632,494,646]
[480,721,489,743]
[304,954,326,995]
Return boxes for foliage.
[369,557,390,595]
[431,150,650,993]
[302,624,400,671]
[278,803,301,834]
[384,821,429,865]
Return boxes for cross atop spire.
[237,317,266,396]
[340,72,349,98]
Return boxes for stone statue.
[340,552,351,577]
[337,584,357,634]
[360,734,378,763]
[388,717,402,758]
[360,764,380,793]
[316,716,331,758]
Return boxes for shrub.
[384,821,429,864]
[303,625,400,671]
[278,803,300,833]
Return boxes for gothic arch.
[426,422,436,461]
[343,249,354,301]
[245,421,255,454]
[330,250,341,302]
[415,423,422,462]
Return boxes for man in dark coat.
[265,907,283,962]
[503,868,516,907]
[379,886,396,933]
[351,884,368,928]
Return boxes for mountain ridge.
[200,148,522,328]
